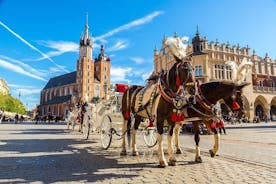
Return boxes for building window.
[226,65,232,80]
[214,64,225,80]
[259,80,264,87]
[96,66,99,71]
[195,65,203,77]
[88,79,90,83]
[87,72,90,76]
[88,65,89,69]
[104,67,107,71]
[271,81,275,88]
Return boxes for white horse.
[66,106,81,131]
[82,101,108,138]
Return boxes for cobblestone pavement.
[0,122,276,184]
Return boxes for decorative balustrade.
[253,85,276,93]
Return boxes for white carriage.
[82,84,157,150]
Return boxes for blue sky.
[0,0,276,110]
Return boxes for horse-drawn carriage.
[76,84,157,150]
[66,35,251,167]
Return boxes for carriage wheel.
[82,114,91,139]
[143,126,157,148]
[100,115,112,150]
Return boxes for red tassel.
[171,112,177,122]
[176,76,181,87]
[210,122,216,129]
[176,114,184,122]
[149,120,154,127]
[125,111,130,120]
[232,101,240,110]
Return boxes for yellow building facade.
[154,31,276,121]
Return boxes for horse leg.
[120,119,129,156]
[131,116,141,156]
[209,128,220,157]
[193,122,202,163]
[167,124,177,166]
[174,123,182,154]
[156,118,167,167]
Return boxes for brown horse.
[121,58,195,167]
[174,81,249,162]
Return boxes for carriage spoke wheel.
[100,115,112,150]
[143,126,157,148]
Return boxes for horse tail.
[122,88,131,120]
[127,118,131,147]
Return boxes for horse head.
[164,36,188,61]
[199,81,249,118]
[223,82,250,119]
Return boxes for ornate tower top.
[79,14,93,47]
[96,45,110,62]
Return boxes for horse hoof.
[158,161,168,168]
[209,150,215,157]
[176,149,182,154]
[132,151,139,156]
[195,156,202,163]
[168,159,177,166]
[120,151,127,156]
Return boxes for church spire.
[80,13,92,47]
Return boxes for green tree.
[0,93,27,114]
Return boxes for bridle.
[159,60,195,109]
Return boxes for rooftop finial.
[196,25,199,36]
[86,12,89,25]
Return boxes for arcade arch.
[254,95,268,120]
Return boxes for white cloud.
[107,40,129,52]
[95,11,164,41]
[110,66,132,84]
[0,54,50,77]
[0,21,67,72]
[130,57,145,64]
[35,40,79,61]
[0,58,47,81]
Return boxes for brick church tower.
[76,20,94,102]
[94,45,110,99]
[76,19,110,102]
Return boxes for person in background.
[15,114,19,124]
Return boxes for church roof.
[41,95,71,105]
[43,71,76,90]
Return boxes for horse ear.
[173,55,182,63]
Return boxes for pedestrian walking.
[14,114,19,124]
